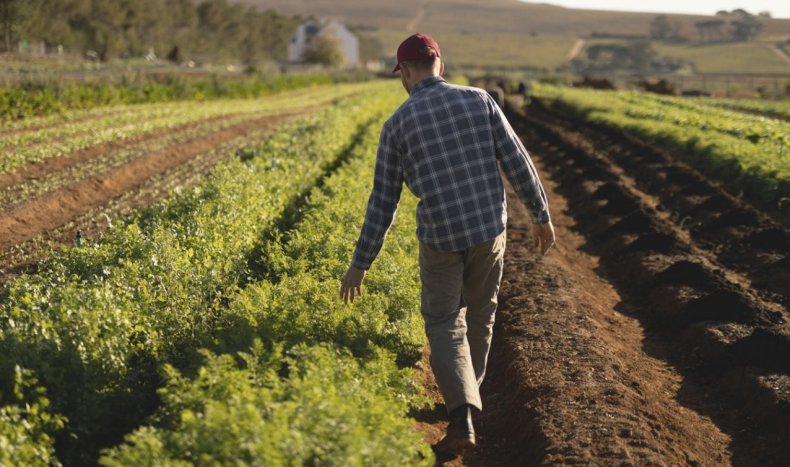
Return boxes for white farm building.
[288,20,360,66]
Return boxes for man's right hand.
[532,221,555,256]
[339,266,366,304]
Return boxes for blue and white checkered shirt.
[352,76,550,270]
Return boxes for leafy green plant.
[0,83,367,173]
[0,83,397,463]
[101,84,434,464]
[0,73,335,121]
[100,343,432,467]
[0,366,65,466]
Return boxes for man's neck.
[408,73,440,94]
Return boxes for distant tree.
[0,0,46,52]
[581,41,662,73]
[76,0,128,60]
[669,19,684,41]
[695,20,726,42]
[649,15,672,40]
[0,0,18,51]
[165,0,199,60]
[0,0,301,64]
[731,14,763,41]
[350,27,382,62]
[628,40,656,71]
[303,35,344,67]
[758,11,771,18]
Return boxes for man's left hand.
[340,266,366,304]
[532,221,555,256]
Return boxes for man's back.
[390,78,508,252]
[350,75,549,270]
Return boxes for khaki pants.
[419,230,506,413]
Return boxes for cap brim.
[392,63,401,73]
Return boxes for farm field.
[0,78,788,466]
[0,82,368,281]
[652,41,790,75]
[532,84,790,224]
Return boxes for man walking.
[339,33,555,454]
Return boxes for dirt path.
[413,100,789,465]
[765,42,790,65]
[566,38,586,62]
[407,0,430,32]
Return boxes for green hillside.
[654,41,790,74]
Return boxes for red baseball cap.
[393,33,442,73]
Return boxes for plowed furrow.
[513,102,789,466]
[530,100,789,305]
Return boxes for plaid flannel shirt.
[351,76,550,270]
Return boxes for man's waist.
[417,222,505,253]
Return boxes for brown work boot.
[434,404,476,455]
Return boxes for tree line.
[649,9,768,43]
[0,0,304,64]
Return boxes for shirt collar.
[410,75,446,96]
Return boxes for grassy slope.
[366,28,576,69]
[237,0,790,72]
[654,42,790,75]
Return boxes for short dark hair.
[401,57,439,72]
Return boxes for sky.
[526,1,790,19]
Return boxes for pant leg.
[462,230,506,386]
[419,241,482,413]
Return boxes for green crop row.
[614,93,788,147]
[1,83,366,174]
[0,82,398,464]
[0,110,278,208]
[2,84,344,143]
[691,97,790,121]
[0,73,335,121]
[101,88,433,465]
[533,84,790,223]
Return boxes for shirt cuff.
[351,255,372,271]
[531,208,551,224]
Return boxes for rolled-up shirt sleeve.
[487,95,551,224]
[351,119,404,270]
